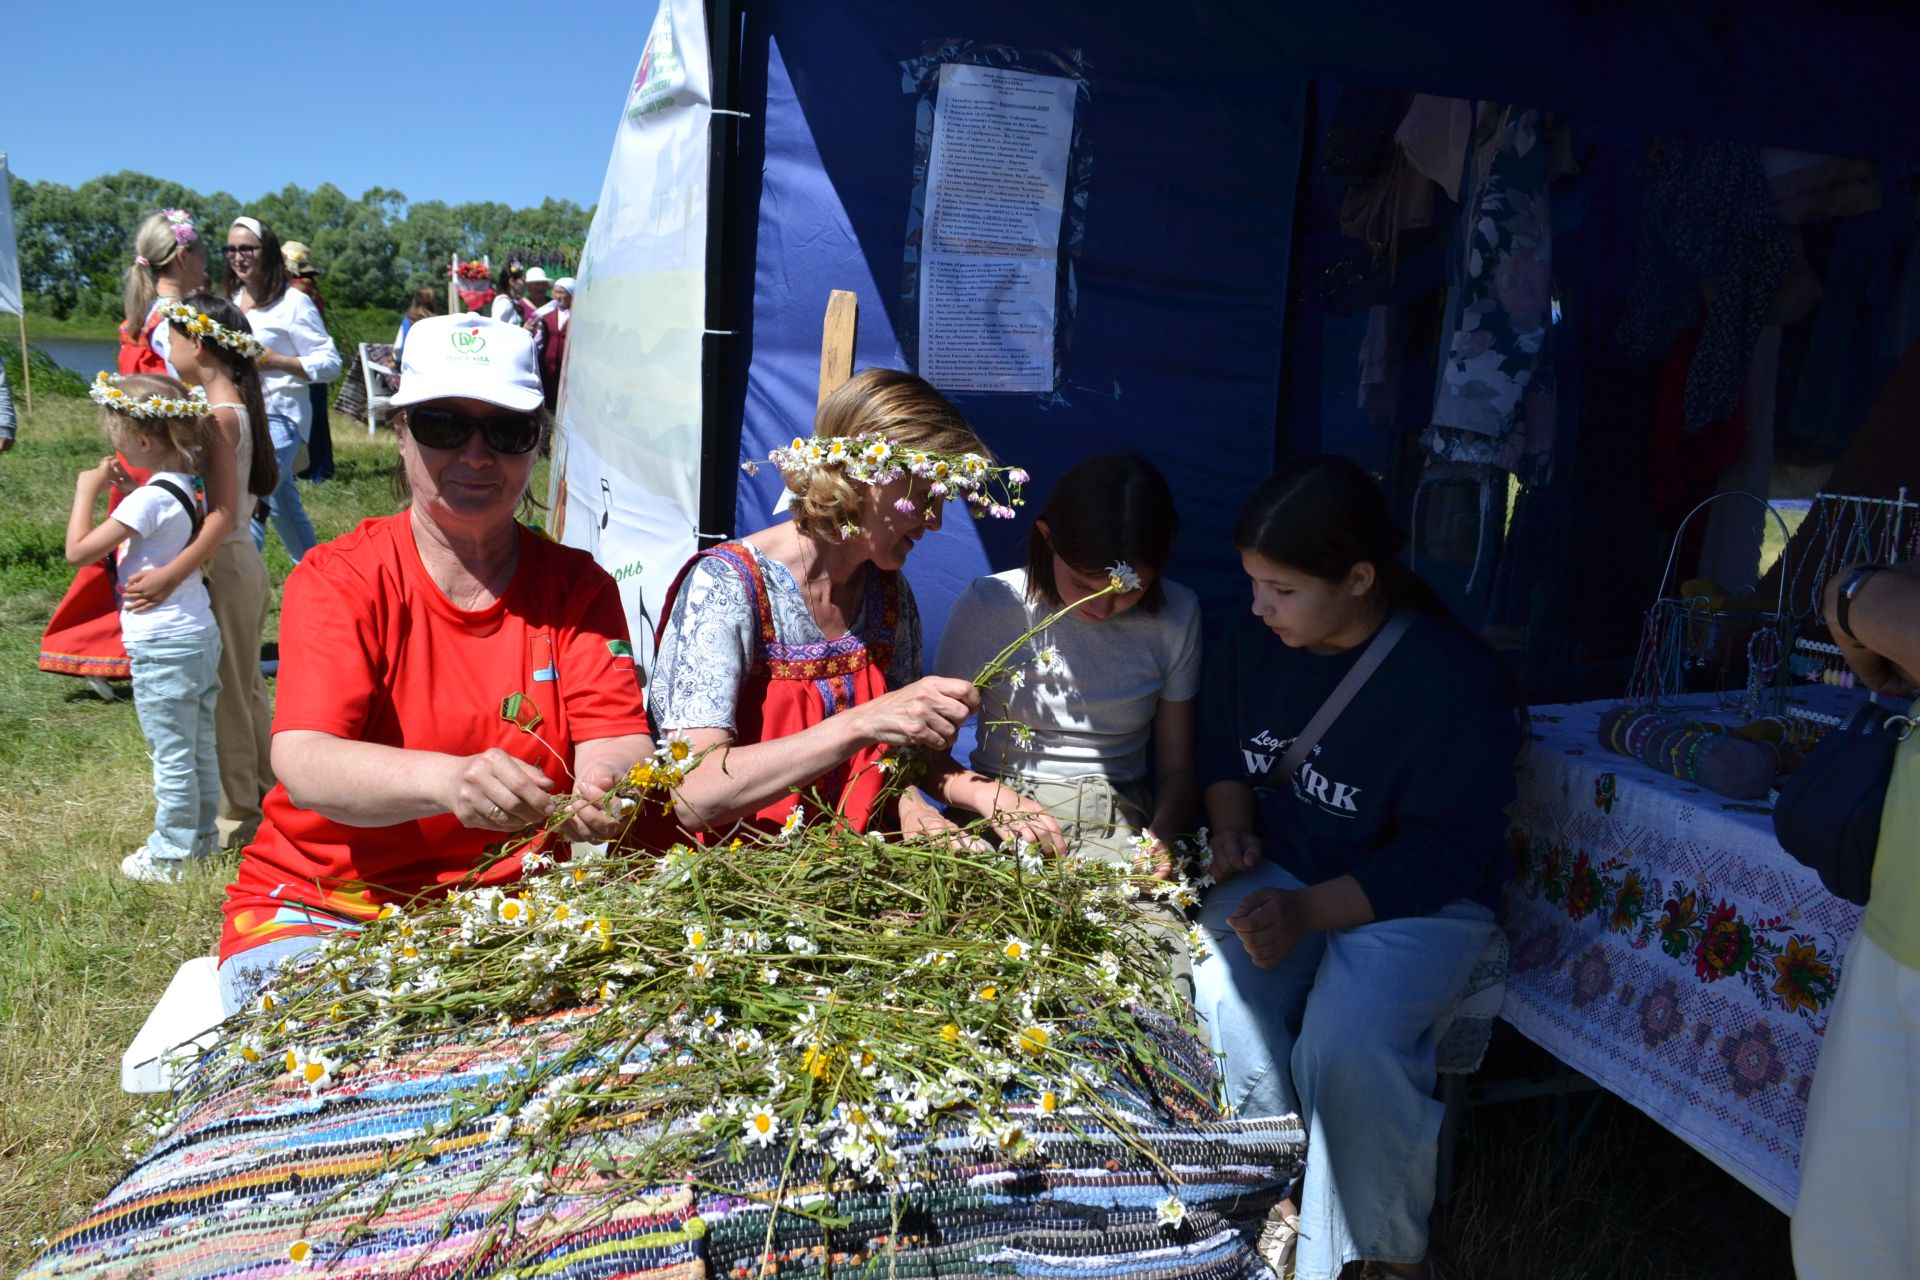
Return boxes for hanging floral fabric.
[1422,105,1557,487]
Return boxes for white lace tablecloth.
[1498,693,1867,1212]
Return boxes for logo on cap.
[452,328,487,355]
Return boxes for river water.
[34,337,120,375]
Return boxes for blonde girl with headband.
[119,209,206,376]
[124,294,280,846]
[66,374,224,882]
[225,214,340,564]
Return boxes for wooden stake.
[15,310,29,415]
[817,290,858,405]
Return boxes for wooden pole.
[15,309,29,415]
[817,290,858,405]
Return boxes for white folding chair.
[359,342,399,434]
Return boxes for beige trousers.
[206,539,275,847]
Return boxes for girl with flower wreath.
[649,368,1065,852]
[118,209,205,376]
[66,374,224,881]
[932,453,1200,872]
[127,293,281,847]
[40,210,207,690]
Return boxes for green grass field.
[0,397,1791,1276]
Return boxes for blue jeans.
[1192,861,1496,1280]
[217,932,332,1017]
[126,631,224,861]
[252,414,319,563]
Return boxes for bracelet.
[1835,563,1889,643]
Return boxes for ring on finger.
[489,803,506,822]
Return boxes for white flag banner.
[550,0,711,675]
[0,152,22,316]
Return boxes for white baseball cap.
[392,314,544,412]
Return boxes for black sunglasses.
[405,406,542,455]
[221,244,262,258]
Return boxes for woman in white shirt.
[225,215,341,564]
[934,453,1200,862]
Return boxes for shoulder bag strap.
[149,478,204,545]
[1276,610,1414,780]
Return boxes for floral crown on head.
[745,433,1030,530]
[162,209,197,245]
[89,372,211,421]
[134,210,198,267]
[156,299,268,359]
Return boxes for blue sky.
[0,0,653,208]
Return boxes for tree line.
[10,171,590,323]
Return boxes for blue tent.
[697,0,1920,695]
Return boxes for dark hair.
[496,261,525,295]
[229,216,288,310]
[181,292,278,497]
[405,286,439,323]
[1233,454,1453,620]
[1026,454,1179,613]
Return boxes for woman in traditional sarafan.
[650,368,1064,852]
[40,210,209,689]
[218,314,658,1013]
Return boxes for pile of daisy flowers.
[186,761,1218,1261]
[743,432,1030,530]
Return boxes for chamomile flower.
[1001,935,1032,963]
[1156,1194,1187,1228]
[759,964,782,985]
[658,732,695,765]
[1015,1023,1054,1055]
[743,1104,782,1147]
[286,1239,316,1265]
[687,956,717,980]
[1106,561,1143,593]
[496,896,534,927]
[282,1047,335,1092]
[235,1033,267,1064]
[685,923,710,950]
[780,807,805,841]
[1033,644,1061,673]
[1186,927,1213,963]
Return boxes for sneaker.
[120,848,200,884]
[1256,1206,1302,1279]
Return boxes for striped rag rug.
[24,1010,1304,1280]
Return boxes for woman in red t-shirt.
[217,312,659,1013]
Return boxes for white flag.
[0,153,20,316]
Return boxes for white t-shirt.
[933,567,1202,785]
[115,472,214,643]
[242,288,341,438]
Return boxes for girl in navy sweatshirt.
[1192,456,1519,1280]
